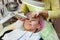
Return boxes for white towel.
[2,29,41,40]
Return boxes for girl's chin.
[25,27,31,30]
[25,28,36,32]
[24,25,31,28]
[25,28,31,31]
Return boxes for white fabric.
[11,20,23,29]
[0,20,23,37]
[2,29,41,40]
[2,20,41,40]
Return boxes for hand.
[39,10,48,19]
[16,17,26,22]
[32,10,48,19]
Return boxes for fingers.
[16,17,25,21]
[31,11,40,17]
[31,10,48,19]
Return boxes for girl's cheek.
[31,21,37,25]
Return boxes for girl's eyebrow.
[31,17,36,19]
[25,18,29,20]
[30,16,38,19]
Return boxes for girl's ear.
[36,24,41,31]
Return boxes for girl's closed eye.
[31,19,37,21]
[26,18,29,20]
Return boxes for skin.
[24,13,40,32]
[17,13,40,32]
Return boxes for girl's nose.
[28,20,31,22]
[29,19,32,22]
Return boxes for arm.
[39,10,60,21]
[40,0,60,19]
[20,3,29,13]
[44,0,50,10]
[47,0,60,19]
[48,10,60,19]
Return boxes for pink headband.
[37,16,44,31]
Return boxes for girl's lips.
[26,24,31,27]
[25,23,32,27]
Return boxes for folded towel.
[0,20,23,37]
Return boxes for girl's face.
[24,13,40,32]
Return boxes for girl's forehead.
[28,15,34,18]
[26,12,40,19]
[26,13,36,18]
[26,16,39,21]
[28,14,39,19]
